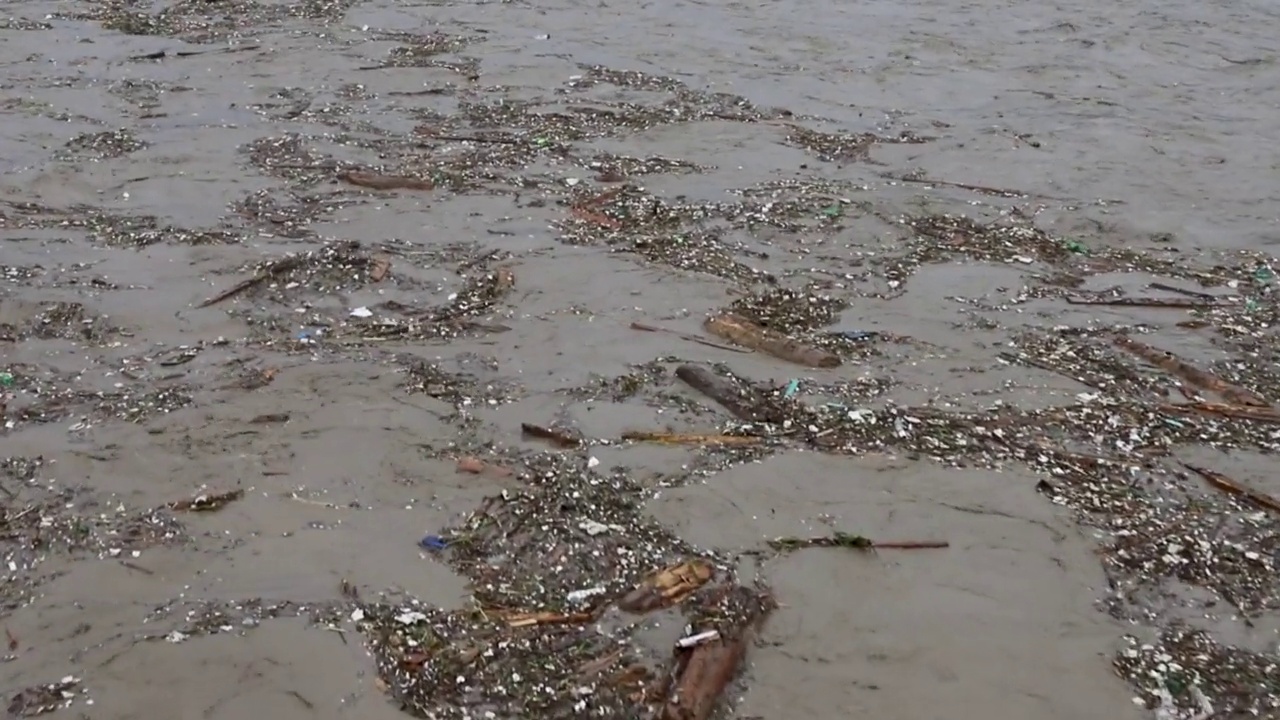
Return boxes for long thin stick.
[630,322,750,353]
[198,256,303,308]
[1184,464,1280,514]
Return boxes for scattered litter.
[566,586,607,604]
[677,628,720,648]
[418,535,449,551]
[7,676,81,717]
[4,18,1279,716]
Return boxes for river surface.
[2,0,1279,718]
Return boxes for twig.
[1160,401,1280,424]
[997,351,1107,391]
[197,256,303,308]
[1184,464,1280,514]
[414,126,522,144]
[621,431,762,447]
[494,609,594,627]
[884,173,1063,200]
[769,532,949,551]
[1114,334,1269,407]
[1147,282,1221,300]
[118,560,155,575]
[286,690,314,710]
[5,506,36,524]
[167,489,244,512]
[629,321,751,353]
[128,45,260,62]
[1064,295,1226,308]
[704,313,840,368]
[520,422,581,448]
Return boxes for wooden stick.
[657,589,773,720]
[1147,282,1221,300]
[1159,402,1280,424]
[621,431,762,446]
[629,322,750,354]
[704,313,839,368]
[1184,464,1280,514]
[1114,335,1268,407]
[197,256,303,308]
[520,422,581,448]
[1065,296,1226,308]
[674,365,766,422]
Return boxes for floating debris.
[1113,334,1268,406]
[7,677,82,717]
[337,170,435,191]
[8,12,1280,712]
[519,422,582,448]
[2,458,188,613]
[442,454,694,610]
[198,254,306,308]
[56,129,147,161]
[704,312,841,368]
[768,532,950,552]
[620,431,763,447]
[652,583,776,720]
[455,456,514,478]
[1065,295,1231,309]
[629,321,749,354]
[674,364,794,424]
[1183,464,1280,514]
[143,598,347,639]
[1115,625,1280,716]
[166,489,245,513]
[617,559,715,613]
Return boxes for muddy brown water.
[2,0,1279,718]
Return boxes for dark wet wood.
[1065,295,1227,308]
[1115,335,1269,407]
[1184,464,1280,514]
[519,422,580,448]
[674,365,766,422]
[1159,401,1280,424]
[656,587,774,720]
